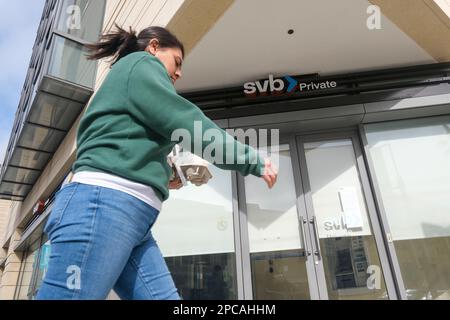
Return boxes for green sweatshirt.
[72,51,264,202]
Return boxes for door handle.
[299,216,311,257]
[309,217,322,263]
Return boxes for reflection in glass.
[250,250,310,300]
[4,167,41,185]
[304,139,388,300]
[16,239,41,300]
[245,145,311,300]
[28,92,84,130]
[18,124,66,154]
[152,166,237,299]
[0,181,31,198]
[10,148,52,171]
[365,116,450,300]
[166,253,236,300]
[34,240,51,295]
[48,36,96,88]
[16,236,51,300]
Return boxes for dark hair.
[85,24,184,65]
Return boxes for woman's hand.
[261,158,278,189]
[168,177,183,190]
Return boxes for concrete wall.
[0,200,12,284]
[4,202,21,246]
[0,231,24,299]
[0,201,22,300]
[0,200,12,251]
[370,0,450,62]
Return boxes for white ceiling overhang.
[175,0,436,93]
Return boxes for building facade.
[0,0,449,300]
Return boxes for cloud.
[0,0,46,167]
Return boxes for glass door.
[296,132,395,299]
[242,143,320,299]
[239,131,396,300]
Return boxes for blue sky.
[0,0,46,166]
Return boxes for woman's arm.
[127,55,265,178]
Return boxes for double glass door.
[242,131,395,299]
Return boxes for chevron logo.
[284,76,298,92]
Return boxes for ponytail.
[85,24,184,65]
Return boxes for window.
[365,115,450,300]
[16,237,50,300]
[152,166,238,299]
[56,0,106,42]
[244,145,311,300]
[47,35,96,88]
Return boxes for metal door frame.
[358,125,408,299]
[234,128,398,300]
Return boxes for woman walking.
[36,25,277,300]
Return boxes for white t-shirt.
[71,171,162,212]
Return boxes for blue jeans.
[36,182,180,300]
